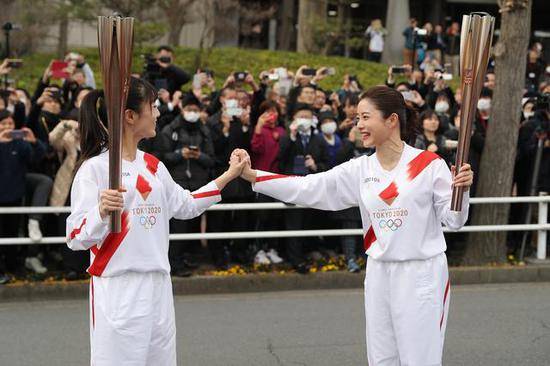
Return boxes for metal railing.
[0,194,548,260]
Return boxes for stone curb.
[1,265,549,302]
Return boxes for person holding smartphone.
[0,110,47,283]
[161,92,216,276]
[276,103,329,273]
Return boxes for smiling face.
[125,101,160,140]
[356,98,399,148]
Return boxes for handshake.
[226,149,256,183]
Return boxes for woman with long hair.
[235,85,473,365]
[66,77,245,365]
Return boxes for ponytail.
[75,77,157,172]
[403,101,420,145]
[75,89,108,172]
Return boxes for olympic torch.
[451,13,495,211]
[98,15,134,232]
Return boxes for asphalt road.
[0,282,549,366]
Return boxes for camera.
[392,65,407,74]
[414,28,427,36]
[234,71,248,82]
[302,68,317,76]
[6,59,23,69]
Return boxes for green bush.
[10,46,390,92]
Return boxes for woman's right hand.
[99,189,125,220]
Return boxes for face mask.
[295,118,312,133]
[435,101,449,113]
[321,121,337,135]
[477,98,491,111]
[523,111,534,120]
[184,111,200,123]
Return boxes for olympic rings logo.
[140,215,157,229]
[379,218,403,232]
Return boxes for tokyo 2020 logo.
[379,218,402,232]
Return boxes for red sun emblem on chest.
[136,174,152,201]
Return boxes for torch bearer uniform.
[252,143,469,366]
[66,150,221,366]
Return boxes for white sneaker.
[28,219,43,242]
[266,249,283,264]
[254,250,271,265]
[25,257,47,274]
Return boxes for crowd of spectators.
[0,34,548,283]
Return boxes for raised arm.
[236,149,360,211]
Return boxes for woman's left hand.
[451,163,474,191]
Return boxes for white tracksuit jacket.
[252,143,469,261]
[66,150,221,277]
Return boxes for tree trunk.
[382,0,410,65]
[167,22,184,46]
[57,14,69,59]
[296,0,326,53]
[463,1,532,265]
[278,0,295,51]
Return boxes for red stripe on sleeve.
[69,218,87,240]
[143,152,160,176]
[256,174,291,183]
[192,190,221,199]
[440,279,451,329]
[87,211,130,277]
[363,226,377,251]
[407,150,440,181]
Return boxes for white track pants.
[364,253,450,366]
[89,272,176,366]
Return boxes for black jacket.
[207,112,252,199]
[161,116,215,191]
[278,132,329,176]
[143,64,190,95]
[0,139,46,203]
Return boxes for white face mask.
[295,118,312,133]
[523,111,534,120]
[321,121,337,135]
[477,98,491,111]
[435,101,449,113]
[184,111,200,123]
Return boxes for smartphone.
[192,74,202,89]
[322,67,336,76]
[392,66,407,74]
[265,112,278,124]
[234,71,248,82]
[10,129,25,140]
[302,68,317,76]
[6,59,23,69]
[293,155,307,176]
[188,145,199,151]
[441,73,453,81]
[50,89,63,100]
[401,91,414,102]
[414,28,428,36]
[274,67,288,79]
[51,60,70,79]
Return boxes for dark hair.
[343,92,359,107]
[76,77,156,171]
[157,45,174,53]
[292,103,314,117]
[360,85,420,144]
[419,109,442,134]
[258,100,280,116]
[0,109,13,122]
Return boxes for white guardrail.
[0,195,548,260]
